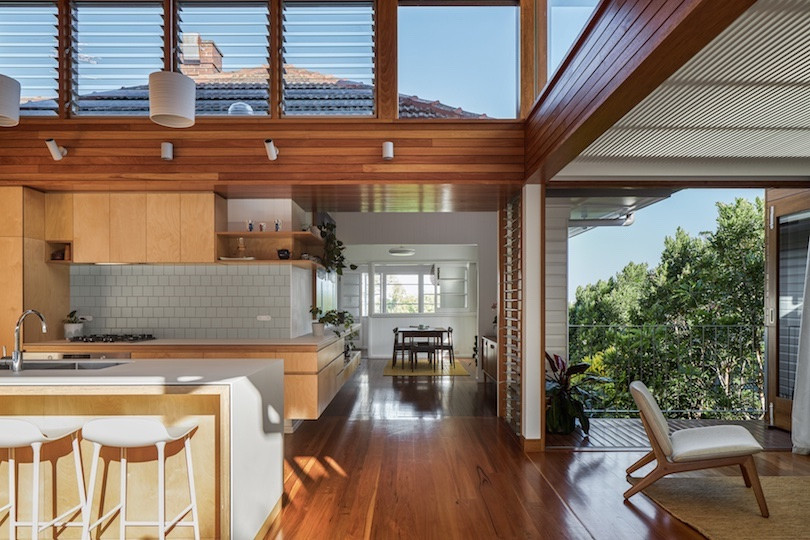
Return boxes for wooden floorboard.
[268,358,810,539]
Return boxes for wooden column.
[377,0,398,121]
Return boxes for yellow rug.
[383,359,469,376]
[637,476,810,539]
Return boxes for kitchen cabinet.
[110,193,147,263]
[481,335,498,383]
[73,193,110,263]
[44,193,73,242]
[180,192,217,262]
[146,193,181,263]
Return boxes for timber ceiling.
[557,0,810,185]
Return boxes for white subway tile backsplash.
[70,264,294,339]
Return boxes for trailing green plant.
[63,310,81,324]
[318,222,357,275]
[545,352,606,435]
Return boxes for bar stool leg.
[8,448,16,538]
[184,438,201,540]
[156,441,166,540]
[82,442,101,539]
[31,442,41,540]
[71,434,87,524]
[119,448,127,539]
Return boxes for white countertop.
[0,357,282,386]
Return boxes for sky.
[568,189,765,300]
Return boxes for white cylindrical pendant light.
[0,74,21,127]
[149,71,196,128]
[382,141,394,160]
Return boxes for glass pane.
[778,210,810,399]
[385,274,419,314]
[398,5,517,119]
[548,0,598,76]
[282,1,375,116]
[373,272,382,314]
[73,2,164,115]
[178,1,270,116]
[0,1,58,116]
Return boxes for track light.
[0,74,21,127]
[45,138,67,161]
[382,141,394,160]
[264,139,279,161]
[161,142,173,161]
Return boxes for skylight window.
[281,1,375,116]
[178,1,271,116]
[0,1,59,116]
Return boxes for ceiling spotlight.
[264,139,279,161]
[0,73,21,127]
[161,141,173,161]
[149,70,196,128]
[389,246,415,257]
[45,138,67,161]
[382,141,394,160]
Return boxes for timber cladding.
[0,118,525,210]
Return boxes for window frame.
[369,262,473,317]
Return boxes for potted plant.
[310,306,325,337]
[545,352,604,435]
[63,310,84,340]
[318,223,357,275]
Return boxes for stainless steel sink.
[0,360,129,371]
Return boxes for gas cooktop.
[69,333,156,343]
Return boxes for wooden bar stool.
[81,417,200,540]
[0,418,86,539]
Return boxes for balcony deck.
[546,417,792,451]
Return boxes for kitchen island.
[0,357,283,539]
[25,324,361,427]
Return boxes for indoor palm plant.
[545,352,604,435]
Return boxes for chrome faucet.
[12,309,47,373]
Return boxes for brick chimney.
[180,33,223,77]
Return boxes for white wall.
[227,199,310,232]
[545,201,569,357]
[333,212,498,341]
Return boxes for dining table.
[392,326,449,368]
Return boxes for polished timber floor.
[268,358,810,539]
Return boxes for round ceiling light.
[149,71,196,128]
[0,74,21,127]
[389,247,415,257]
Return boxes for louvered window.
[71,2,164,115]
[281,1,375,116]
[178,1,270,116]
[0,1,58,116]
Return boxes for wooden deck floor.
[546,418,793,451]
[268,358,809,539]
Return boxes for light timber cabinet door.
[110,193,147,263]
[73,193,110,263]
[146,193,181,263]
[44,193,73,242]
[180,193,215,262]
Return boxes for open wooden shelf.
[216,230,325,263]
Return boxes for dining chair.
[625,381,769,517]
[392,328,409,367]
[434,327,455,367]
[408,336,437,371]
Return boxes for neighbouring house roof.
[22,65,488,119]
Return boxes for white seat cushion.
[670,425,763,462]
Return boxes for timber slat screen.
[500,195,522,434]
